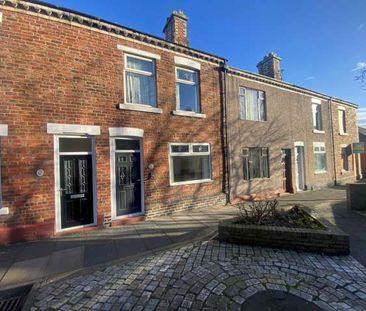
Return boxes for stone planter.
[218,216,350,255]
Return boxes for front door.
[281,149,293,193]
[295,146,305,191]
[60,155,94,229]
[115,152,142,216]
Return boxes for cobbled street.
[32,240,366,311]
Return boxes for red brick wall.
[0,8,224,242]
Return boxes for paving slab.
[84,242,118,267]
[45,246,84,277]
[1,256,49,288]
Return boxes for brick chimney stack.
[163,10,188,46]
[257,52,282,80]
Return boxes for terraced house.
[0,0,360,244]
[225,54,360,201]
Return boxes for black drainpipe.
[328,97,337,185]
[220,60,231,204]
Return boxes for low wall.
[347,183,366,211]
[218,218,350,255]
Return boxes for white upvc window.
[239,87,266,121]
[338,108,347,135]
[124,54,157,107]
[313,142,327,173]
[176,67,200,113]
[169,143,211,186]
[312,103,323,131]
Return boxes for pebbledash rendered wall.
[0,3,226,243]
[226,69,358,201]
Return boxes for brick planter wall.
[218,217,350,255]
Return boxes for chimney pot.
[163,10,189,46]
[257,52,282,80]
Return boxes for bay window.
[124,54,157,106]
[313,142,327,173]
[169,143,211,185]
[239,87,266,121]
[242,147,269,180]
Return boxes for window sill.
[170,179,213,187]
[239,118,267,123]
[243,177,271,182]
[172,110,206,118]
[339,132,349,136]
[314,170,327,175]
[119,103,162,114]
[341,170,351,175]
[313,129,325,134]
[0,207,9,216]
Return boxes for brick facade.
[0,4,225,243]
[226,69,358,201]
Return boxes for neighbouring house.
[359,127,366,177]
[0,0,360,244]
[225,53,359,201]
[0,1,227,243]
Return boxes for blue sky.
[42,0,366,125]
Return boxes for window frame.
[341,145,350,172]
[338,108,347,135]
[239,87,267,122]
[313,142,327,173]
[312,103,323,132]
[123,53,157,107]
[168,143,212,186]
[175,66,201,113]
[242,147,270,181]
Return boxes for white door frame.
[294,141,305,192]
[54,135,97,232]
[109,128,145,220]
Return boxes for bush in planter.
[238,199,279,225]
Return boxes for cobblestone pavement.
[31,240,366,311]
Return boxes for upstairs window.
[242,147,269,180]
[338,108,347,134]
[313,142,327,173]
[169,143,211,185]
[239,87,266,121]
[176,68,200,113]
[312,103,323,131]
[125,54,157,106]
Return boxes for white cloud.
[352,62,366,71]
[358,23,364,30]
[305,76,315,80]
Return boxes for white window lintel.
[294,141,304,147]
[47,123,101,135]
[174,56,201,70]
[0,124,8,137]
[311,98,322,104]
[117,45,161,60]
[338,106,346,111]
[109,127,144,138]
